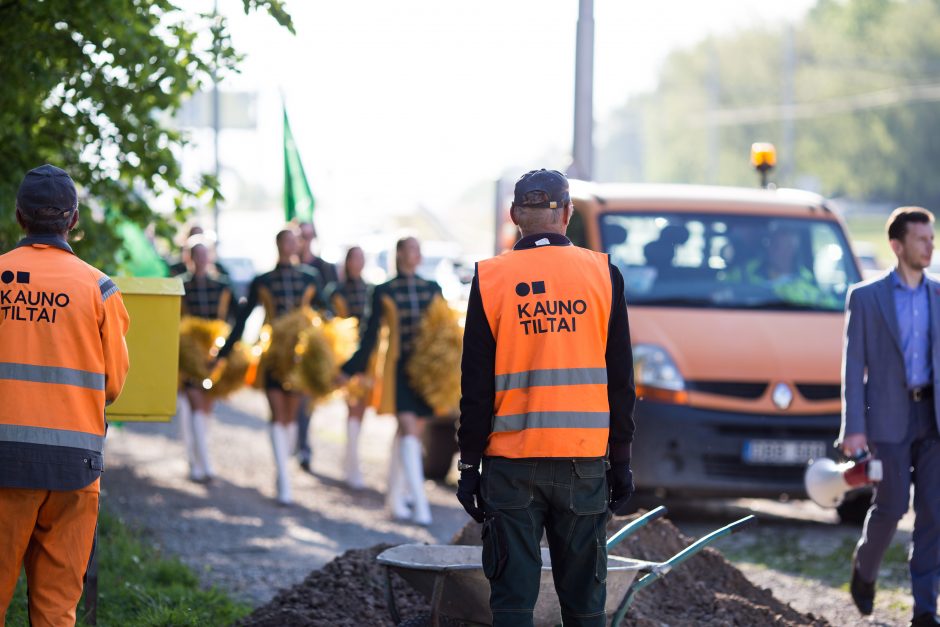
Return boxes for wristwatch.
[457,460,477,472]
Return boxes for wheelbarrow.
[377,506,756,627]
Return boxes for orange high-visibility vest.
[0,238,130,490]
[478,244,612,458]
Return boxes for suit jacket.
[841,271,940,443]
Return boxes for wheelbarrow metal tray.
[377,544,655,626]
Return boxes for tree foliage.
[0,0,293,271]
[597,0,940,208]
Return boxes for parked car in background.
[852,241,884,279]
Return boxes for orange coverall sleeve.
[101,291,131,404]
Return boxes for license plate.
[742,440,828,465]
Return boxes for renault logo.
[772,382,793,410]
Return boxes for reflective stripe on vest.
[0,362,105,390]
[478,245,613,458]
[495,367,607,391]
[0,424,105,453]
[493,411,611,432]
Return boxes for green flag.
[283,105,315,222]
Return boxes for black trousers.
[481,457,610,627]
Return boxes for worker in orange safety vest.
[456,169,637,627]
[0,164,130,626]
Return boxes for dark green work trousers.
[480,457,610,627]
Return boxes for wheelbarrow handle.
[610,514,758,627]
[605,505,667,551]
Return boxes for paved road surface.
[104,390,466,606]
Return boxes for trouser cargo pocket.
[481,514,508,581]
[570,459,608,515]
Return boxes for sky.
[182,0,817,258]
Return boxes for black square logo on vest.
[16,271,29,284]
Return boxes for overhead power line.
[696,82,940,127]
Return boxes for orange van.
[557,181,865,519]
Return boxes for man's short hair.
[15,164,78,235]
[17,206,75,235]
[887,206,934,241]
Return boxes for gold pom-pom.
[323,316,359,365]
[345,373,375,405]
[206,342,250,398]
[260,307,317,391]
[179,316,230,383]
[407,297,464,416]
[296,316,359,400]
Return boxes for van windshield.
[599,212,861,311]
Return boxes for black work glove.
[607,461,635,516]
[456,467,485,523]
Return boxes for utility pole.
[570,0,594,181]
[780,25,796,184]
[494,178,509,255]
[706,44,721,183]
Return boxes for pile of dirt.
[601,516,830,627]
[241,513,831,626]
[238,544,431,626]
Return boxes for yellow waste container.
[106,277,184,422]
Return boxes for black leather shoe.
[850,567,875,616]
[299,459,313,474]
[911,613,940,626]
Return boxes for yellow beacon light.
[750,142,777,188]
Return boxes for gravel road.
[103,389,919,625]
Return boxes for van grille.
[703,454,807,483]
[687,380,768,399]
[796,383,841,401]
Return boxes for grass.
[6,508,251,626]
[723,529,910,593]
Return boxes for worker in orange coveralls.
[0,164,130,626]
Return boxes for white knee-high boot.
[345,420,365,489]
[386,436,411,520]
[400,435,432,526]
[177,392,204,480]
[270,423,293,505]
[286,420,299,468]
[192,410,214,480]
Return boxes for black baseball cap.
[513,169,570,209]
[16,164,78,215]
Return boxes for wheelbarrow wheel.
[397,613,462,627]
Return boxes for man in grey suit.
[841,206,940,626]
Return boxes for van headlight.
[634,344,688,403]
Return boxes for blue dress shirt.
[891,269,932,388]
